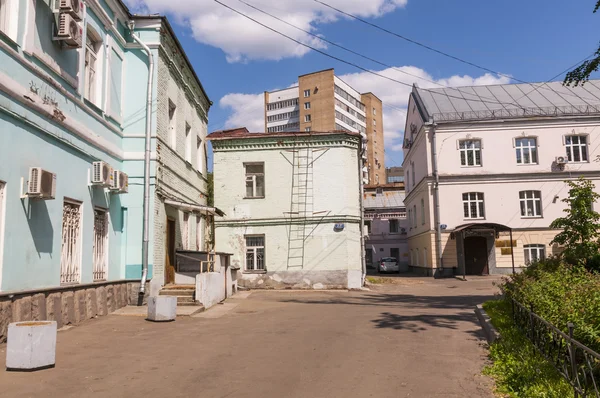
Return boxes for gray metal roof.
[363,190,405,209]
[415,80,600,123]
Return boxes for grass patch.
[483,299,573,398]
[366,276,385,284]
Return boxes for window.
[267,111,299,123]
[520,191,542,217]
[364,220,371,234]
[407,208,411,227]
[196,137,203,172]
[411,165,415,188]
[376,187,383,195]
[373,107,376,116]
[305,127,310,132]
[303,89,311,98]
[565,135,588,162]
[168,99,177,149]
[60,200,82,284]
[182,213,190,250]
[416,248,420,266]
[389,219,399,233]
[185,123,192,163]
[245,163,265,198]
[334,85,365,111]
[196,215,203,251]
[93,208,108,281]
[245,236,265,271]
[373,119,376,127]
[459,140,482,166]
[304,102,311,110]
[524,244,545,264]
[0,0,9,33]
[463,192,485,219]
[304,114,311,122]
[423,248,428,268]
[266,98,299,111]
[410,250,413,265]
[390,248,399,261]
[84,28,102,103]
[406,174,410,193]
[515,137,538,164]
[421,198,425,225]
[413,205,417,227]
[267,122,299,133]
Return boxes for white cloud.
[126,0,407,62]
[216,67,511,165]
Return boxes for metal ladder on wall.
[286,146,314,269]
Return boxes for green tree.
[550,177,600,263]
[207,172,214,207]
[564,1,600,86]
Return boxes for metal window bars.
[512,299,600,397]
[60,201,82,284]
[92,209,108,281]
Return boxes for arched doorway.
[464,236,489,275]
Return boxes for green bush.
[483,300,573,398]
[501,260,600,353]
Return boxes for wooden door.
[165,218,176,285]
[464,236,489,275]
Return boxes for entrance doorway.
[365,248,374,268]
[165,218,176,284]
[464,236,489,275]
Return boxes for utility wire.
[213,0,528,109]
[236,0,528,110]
[312,0,598,104]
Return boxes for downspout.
[129,22,154,303]
[429,122,444,277]
[358,134,367,286]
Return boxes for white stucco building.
[403,80,600,276]
[363,185,409,269]
[208,128,365,289]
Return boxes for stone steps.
[159,286,199,307]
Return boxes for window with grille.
[245,163,265,198]
[520,191,542,217]
[183,213,190,250]
[463,192,485,219]
[93,208,108,281]
[459,140,482,166]
[565,135,588,162]
[245,236,265,271]
[389,219,399,233]
[61,200,82,284]
[524,244,545,264]
[515,137,538,164]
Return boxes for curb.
[475,304,500,344]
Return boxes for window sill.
[521,216,543,219]
[243,270,267,274]
[460,165,482,168]
[244,196,265,200]
[516,163,539,166]
[464,218,486,221]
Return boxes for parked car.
[378,257,399,273]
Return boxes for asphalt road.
[0,276,499,397]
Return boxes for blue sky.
[128,0,600,169]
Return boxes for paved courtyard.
[0,276,501,397]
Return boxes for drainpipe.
[358,134,367,286]
[429,122,444,278]
[129,22,154,304]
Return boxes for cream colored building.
[208,128,365,289]
[264,69,385,185]
[403,80,600,276]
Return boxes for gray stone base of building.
[238,270,351,290]
[0,281,149,343]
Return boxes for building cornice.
[215,215,361,228]
[211,134,361,152]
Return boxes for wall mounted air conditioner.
[555,156,568,165]
[58,0,83,21]
[92,161,114,187]
[56,13,82,48]
[111,171,129,194]
[28,168,56,200]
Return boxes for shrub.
[483,300,573,398]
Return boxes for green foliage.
[550,178,600,265]
[207,172,214,207]
[483,300,574,398]
[564,2,600,86]
[502,263,600,353]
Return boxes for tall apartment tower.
[264,69,385,185]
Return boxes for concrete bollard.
[147,296,177,322]
[6,321,57,371]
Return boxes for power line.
[213,0,529,109]
[236,0,529,111]
[312,0,597,104]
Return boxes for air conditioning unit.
[555,156,568,165]
[28,168,56,200]
[92,161,114,187]
[111,170,129,194]
[58,0,83,21]
[56,13,82,48]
